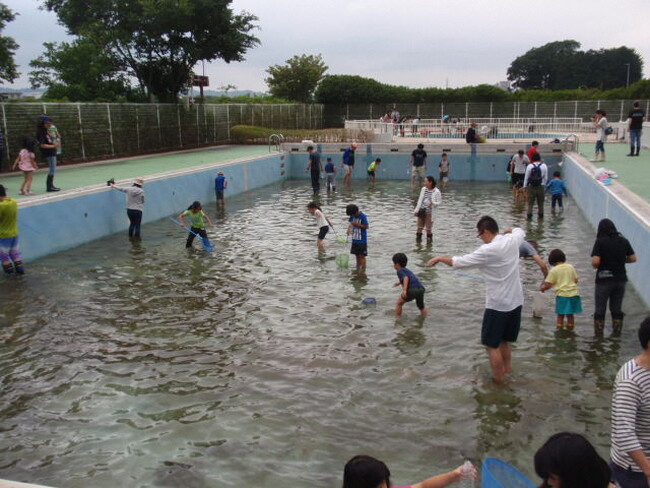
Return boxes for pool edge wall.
[563,152,650,308]
[18,153,288,262]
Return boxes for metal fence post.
[135,106,141,152]
[177,104,183,147]
[574,101,578,119]
[619,100,624,122]
[107,104,115,155]
[196,104,200,146]
[156,104,162,146]
[77,103,86,160]
[1,103,9,165]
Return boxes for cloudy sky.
[3,0,650,92]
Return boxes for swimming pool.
[0,180,646,487]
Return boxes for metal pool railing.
[345,118,590,141]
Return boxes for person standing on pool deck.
[591,110,609,163]
[409,143,427,186]
[110,177,145,239]
[214,171,228,207]
[346,204,369,270]
[0,185,25,275]
[426,216,525,383]
[627,101,645,157]
[342,143,357,185]
[306,146,323,194]
[36,116,61,192]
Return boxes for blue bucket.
[481,458,535,488]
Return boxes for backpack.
[528,163,543,187]
[605,126,614,135]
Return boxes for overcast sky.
[3,0,650,92]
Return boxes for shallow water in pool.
[0,180,646,487]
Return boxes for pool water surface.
[0,180,646,487]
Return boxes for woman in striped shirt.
[611,316,650,488]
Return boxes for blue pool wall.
[562,153,649,307]
[286,143,563,181]
[18,153,289,260]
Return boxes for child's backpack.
[528,163,543,186]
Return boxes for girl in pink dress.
[12,137,39,195]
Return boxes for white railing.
[346,118,589,140]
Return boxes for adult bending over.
[591,218,636,336]
[427,216,524,383]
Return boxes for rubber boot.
[47,174,60,192]
[612,319,623,337]
[13,260,24,275]
[426,233,433,241]
[416,232,422,241]
[594,319,605,336]
[3,262,13,274]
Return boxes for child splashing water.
[12,137,39,195]
[540,249,583,330]
[307,202,334,250]
[178,201,214,249]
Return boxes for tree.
[29,39,142,101]
[507,40,644,90]
[43,0,259,102]
[507,40,581,90]
[0,3,18,84]
[265,54,328,103]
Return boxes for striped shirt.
[611,358,650,471]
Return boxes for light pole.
[624,63,631,88]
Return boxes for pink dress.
[17,149,36,171]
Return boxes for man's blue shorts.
[481,306,522,348]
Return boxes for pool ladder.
[563,133,579,153]
[269,133,284,152]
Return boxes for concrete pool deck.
[0,145,272,203]
[1,141,646,203]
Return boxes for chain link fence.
[324,100,650,127]
[0,102,323,171]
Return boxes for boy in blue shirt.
[545,171,567,211]
[392,253,427,317]
[214,171,228,207]
[346,204,368,269]
[324,157,337,192]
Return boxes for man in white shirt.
[509,149,529,190]
[426,216,525,383]
[523,152,548,220]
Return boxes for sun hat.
[351,143,358,149]
[135,177,144,186]
[38,115,52,123]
